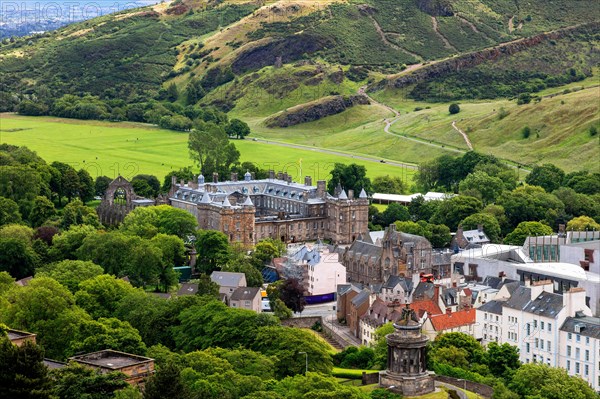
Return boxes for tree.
[60,199,101,230]
[51,161,80,204]
[131,174,161,197]
[50,363,128,399]
[74,274,138,319]
[0,338,53,399]
[94,175,112,197]
[252,327,333,378]
[521,126,531,138]
[29,196,56,227]
[226,118,251,139]
[449,103,460,114]
[371,175,406,194]
[526,164,566,193]
[196,230,231,273]
[497,186,565,229]
[504,221,553,246]
[162,167,195,192]
[553,187,599,220]
[154,205,198,238]
[566,216,600,231]
[429,332,486,367]
[124,237,163,288]
[431,196,483,231]
[166,82,179,102]
[458,171,505,205]
[251,239,285,267]
[0,236,39,279]
[377,203,410,227]
[188,123,240,177]
[460,213,502,243]
[77,168,95,203]
[69,317,147,356]
[49,224,97,261]
[36,260,104,293]
[509,363,597,399]
[143,361,190,399]
[195,274,221,298]
[429,223,452,248]
[120,206,159,239]
[0,197,22,226]
[327,163,371,196]
[485,342,520,378]
[279,278,306,314]
[151,234,186,292]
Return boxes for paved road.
[294,302,362,347]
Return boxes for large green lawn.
[0,114,415,183]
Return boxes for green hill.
[0,0,598,172]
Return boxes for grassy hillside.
[0,114,415,182]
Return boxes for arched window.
[114,187,127,205]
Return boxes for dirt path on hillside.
[367,15,423,60]
[452,120,473,150]
[432,16,458,52]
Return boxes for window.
[541,321,545,330]
[585,364,589,376]
[586,336,590,345]
[586,350,590,361]
[485,313,488,320]
[567,360,571,371]
[576,362,580,374]
[568,332,572,340]
[526,343,530,353]
[576,348,580,360]
[567,345,572,356]
[577,334,581,343]
[540,340,544,350]
[534,320,538,328]
[547,341,551,352]
[535,338,539,348]
[548,323,552,332]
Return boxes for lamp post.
[298,352,308,375]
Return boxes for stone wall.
[434,375,494,398]
[281,316,322,329]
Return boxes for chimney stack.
[348,189,354,200]
[277,171,283,180]
[231,172,238,182]
[213,173,218,183]
[316,180,326,198]
[171,175,177,188]
[251,172,255,180]
[180,179,185,187]
[446,308,452,315]
[269,170,275,180]
[477,224,484,232]
[305,176,312,186]
[282,172,288,182]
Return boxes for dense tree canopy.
[327,163,371,196]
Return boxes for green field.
[0,114,415,183]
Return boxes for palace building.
[167,170,369,246]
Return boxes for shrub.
[590,126,598,137]
[521,126,531,139]
[449,103,460,114]
[517,93,531,105]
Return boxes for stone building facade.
[96,176,160,225]
[342,224,434,284]
[168,171,369,246]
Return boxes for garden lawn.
[0,114,415,183]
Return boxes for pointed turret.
[200,193,211,204]
[222,196,231,208]
[244,170,252,181]
[198,174,205,185]
[338,189,348,200]
[242,195,254,207]
[359,188,368,199]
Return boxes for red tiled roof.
[429,309,476,331]
[411,299,443,317]
[462,288,472,296]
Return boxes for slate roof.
[461,229,490,245]
[351,289,371,307]
[383,275,413,293]
[522,291,563,318]
[478,300,504,315]
[498,280,522,294]
[43,359,67,370]
[560,316,600,339]
[231,287,261,301]
[432,251,452,266]
[177,283,198,296]
[211,271,245,287]
[346,239,382,261]
[503,286,532,310]
[482,276,503,290]
[413,282,436,300]
[441,287,458,307]
[429,309,476,331]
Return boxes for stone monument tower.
[379,304,435,396]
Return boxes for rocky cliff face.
[265,94,370,128]
[370,22,598,92]
[415,0,454,16]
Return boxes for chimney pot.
[446,308,452,315]
[277,171,283,180]
[268,170,275,180]
[305,176,312,186]
[213,173,218,183]
[477,224,484,232]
